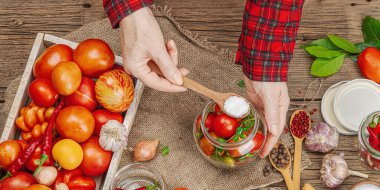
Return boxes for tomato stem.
[33,154,48,175]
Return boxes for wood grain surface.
[1,0,379,189]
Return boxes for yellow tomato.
[52,139,83,170]
[26,184,52,190]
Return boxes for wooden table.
[1,0,379,189]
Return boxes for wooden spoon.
[147,61,249,118]
[269,143,295,190]
[289,109,311,190]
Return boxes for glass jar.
[110,163,167,190]
[358,111,380,170]
[193,100,266,169]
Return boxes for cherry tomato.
[15,116,30,132]
[73,39,115,77]
[28,78,59,107]
[36,107,46,123]
[21,132,33,142]
[52,139,83,170]
[54,168,96,190]
[204,112,217,132]
[358,47,380,83]
[213,113,238,138]
[63,77,97,111]
[56,106,95,143]
[79,137,112,177]
[31,124,42,138]
[51,61,82,96]
[199,137,215,156]
[0,140,23,169]
[25,184,52,190]
[250,131,265,152]
[25,144,54,172]
[92,109,123,136]
[33,44,73,79]
[215,104,222,113]
[22,108,38,129]
[15,140,27,150]
[44,107,55,121]
[0,172,36,190]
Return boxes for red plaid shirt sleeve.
[103,0,154,28]
[236,0,304,82]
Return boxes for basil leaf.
[327,35,360,54]
[237,80,245,88]
[362,16,380,44]
[355,42,374,52]
[308,38,340,50]
[310,53,346,77]
[305,46,344,58]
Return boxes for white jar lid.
[334,79,380,133]
[321,81,356,135]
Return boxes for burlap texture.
[1,6,311,190]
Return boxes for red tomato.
[51,61,82,96]
[199,137,215,156]
[358,47,380,83]
[33,44,73,79]
[0,140,23,169]
[213,113,238,138]
[215,104,222,113]
[73,39,115,77]
[25,144,54,172]
[28,78,59,107]
[92,109,123,136]
[25,184,51,190]
[0,172,36,190]
[204,112,217,132]
[55,168,96,190]
[56,106,95,143]
[15,140,27,150]
[79,137,112,177]
[250,131,265,152]
[63,77,98,111]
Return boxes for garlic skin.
[55,183,69,190]
[99,120,128,152]
[305,122,338,153]
[133,140,159,162]
[321,153,368,188]
[34,166,58,186]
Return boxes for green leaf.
[355,42,374,52]
[305,46,344,58]
[327,35,360,54]
[310,53,346,77]
[308,38,340,50]
[376,41,380,49]
[161,146,170,156]
[237,80,245,88]
[362,16,380,44]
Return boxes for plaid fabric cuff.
[103,0,154,28]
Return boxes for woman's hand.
[244,76,290,158]
[119,7,188,92]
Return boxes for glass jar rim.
[110,163,166,190]
[200,100,261,150]
[359,111,380,158]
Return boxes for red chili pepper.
[34,101,64,174]
[368,126,379,149]
[374,115,380,134]
[1,137,42,179]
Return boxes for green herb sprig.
[232,112,255,142]
[161,146,170,156]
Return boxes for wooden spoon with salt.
[147,61,249,118]
[289,109,311,190]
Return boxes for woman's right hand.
[120,7,188,92]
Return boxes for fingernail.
[169,40,176,49]
[172,72,183,85]
[269,124,281,136]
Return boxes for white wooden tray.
[0,33,145,190]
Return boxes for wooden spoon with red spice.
[289,109,311,190]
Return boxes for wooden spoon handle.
[147,61,220,101]
[281,168,295,190]
[293,138,303,190]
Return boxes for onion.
[133,140,159,162]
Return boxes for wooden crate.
[0,33,144,190]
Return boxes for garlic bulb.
[321,153,368,188]
[133,140,159,162]
[34,166,58,186]
[305,122,338,153]
[99,120,128,152]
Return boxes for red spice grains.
[290,111,310,138]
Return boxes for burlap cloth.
[0,6,311,190]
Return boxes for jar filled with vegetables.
[358,111,380,170]
[193,100,266,169]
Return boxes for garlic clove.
[133,140,160,162]
[55,183,69,190]
[99,120,128,152]
[34,166,58,186]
